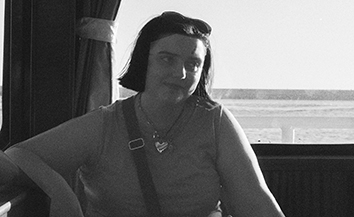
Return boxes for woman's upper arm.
[0,150,21,185]
[5,109,104,179]
[216,107,284,217]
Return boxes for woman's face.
[144,34,207,104]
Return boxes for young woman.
[1,11,284,217]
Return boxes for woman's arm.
[0,151,35,188]
[0,150,20,185]
[216,107,285,217]
[3,109,104,184]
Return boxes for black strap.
[122,96,162,217]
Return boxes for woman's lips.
[164,82,183,90]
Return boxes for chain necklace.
[137,94,185,153]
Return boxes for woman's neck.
[137,93,186,132]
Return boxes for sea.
[215,99,354,144]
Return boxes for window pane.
[114,0,354,144]
[214,94,354,144]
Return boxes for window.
[114,0,354,144]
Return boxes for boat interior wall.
[253,143,354,217]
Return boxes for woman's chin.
[160,91,188,104]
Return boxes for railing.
[237,116,354,143]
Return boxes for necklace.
[137,94,185,153]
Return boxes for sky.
[113,0,354,90]
[0,1,353,90]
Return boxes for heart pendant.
[155,141,169,153]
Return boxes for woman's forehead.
[150,34,206,57]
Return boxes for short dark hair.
[119,11,213,100]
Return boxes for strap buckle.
[128,138,145,150]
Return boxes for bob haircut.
[119,11,213,100]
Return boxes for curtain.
[73,0,122,212]
[74,0,122,117]
[0,0,122,149]
[1,0,79,149]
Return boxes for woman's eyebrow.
[155,50,178,56]
[154,51,203,61]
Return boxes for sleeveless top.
[80,96,223,216]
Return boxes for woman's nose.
[172,63,187,80]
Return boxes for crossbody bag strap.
[122,96,162,217]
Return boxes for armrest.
[0,185,49,217]
[0,191,27,217]
[0,183,28,217]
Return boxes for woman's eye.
[161,56,173,63]
[185,61,201,72]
